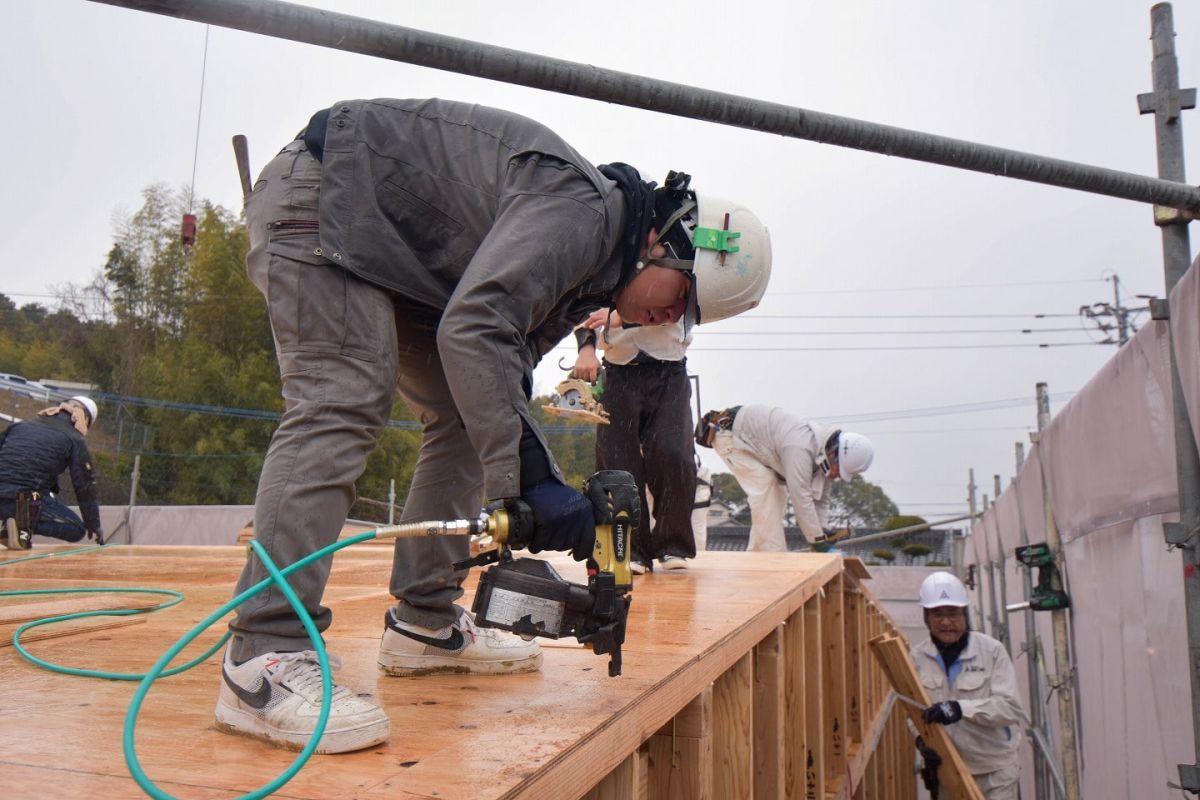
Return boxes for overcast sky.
[5,1,1197,520]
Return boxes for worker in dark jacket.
[0,395,103,549]
[217,98,773,755]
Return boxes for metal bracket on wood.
[1154,204,1200,225]
[1165,521,1200,548]
[1176,763,1200,794]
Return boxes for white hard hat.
[71,395,98,425]
[689,192,772,323]
[919,572,969,608]
[836,432,874,481]
[638,175,772,326]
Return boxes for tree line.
[1,184,900,528]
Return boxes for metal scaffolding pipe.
[88,0,1200,212]
[829,512,976,548]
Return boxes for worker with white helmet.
[695,404,873,550]
[0,395,103,549]
[911,571,1024,799]
[221,98,773,755]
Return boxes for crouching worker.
[695,404,873,551]
[912,571,1025,799]
[0,396,104,549]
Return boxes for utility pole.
[1078,273,1148,346]
[1138,4,1200,793]
[1033,384,1082,800]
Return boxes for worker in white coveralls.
[911,571,1024,799]
[694,404,874,551]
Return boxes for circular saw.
[542,378,610,424]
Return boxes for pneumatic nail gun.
[453,470,638,677]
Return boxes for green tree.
[872,548,896,564]
[902,543,932,564]
[711,472,747,509]
[529,395,598,489]
[884,514,927,531]
[828,475,899,528]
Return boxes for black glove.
[922,700,962,725]
[87,529,105,545]
[915,736,942,795]
[496,479,596,561]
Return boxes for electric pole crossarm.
[87,0,1200,213]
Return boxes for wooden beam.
[1,615,146,646]
[753,626,785,799]
[822,575,847,785]
[844,587,865,746]
[583,748,644,800]
[784,607,806,800]
[868,635,985,800]
[649,686,713,799]
[804,593,823,800]
[713,652,753,799]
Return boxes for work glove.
[915,736,942,796]
[87,528,105,545]
[490,479,596,561]
[922,700,963,726]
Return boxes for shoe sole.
[659,560,688,571]
[213,699,389,754]
[377,650,543,678]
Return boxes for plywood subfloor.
[0,544,840,799]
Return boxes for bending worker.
[695,404,873,551]
[571,303,697,573]
[912,571,1024,799]
[219,97,772,754]
[0,396,104,549]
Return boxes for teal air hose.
[4,516,488,800]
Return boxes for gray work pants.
[228,140,480,661]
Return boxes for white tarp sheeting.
[965,254,1200,799]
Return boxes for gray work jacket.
[911,632,1025,776]
[316,99,628,498]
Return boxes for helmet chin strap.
[816,429,843,477]
[635,197,698,273]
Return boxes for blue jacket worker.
[0,395,103,549]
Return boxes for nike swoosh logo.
[223,668,274,709]
[387,617,466,651]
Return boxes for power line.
[771,277,1104,295]
[696,327,1089,336]
[736,312,1082,320]
[682,342,1104,351]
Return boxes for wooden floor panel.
[1,545,841,799]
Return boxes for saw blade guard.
[542,378,610,424]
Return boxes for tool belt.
[15,491,42,533]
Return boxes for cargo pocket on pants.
[264,228,383,363]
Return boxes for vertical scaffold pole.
[1138,3,1200,792]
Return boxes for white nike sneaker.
[377,607,542,677]
[658,555,689,571]
[214,649,390,753]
